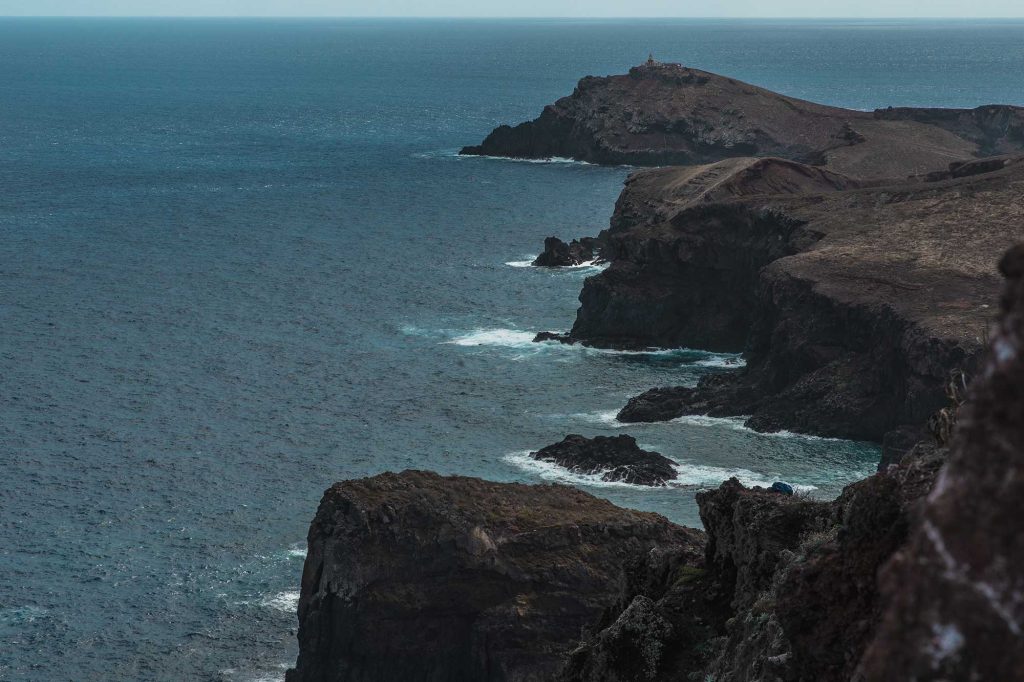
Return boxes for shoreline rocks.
[530,434,678,486]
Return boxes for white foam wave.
[448,329,538,347]
[669,415,854,443]
[694,356,747,368]
[411,148,607,166]
[504,451,815,492]
[466,153,595,165]
[286,545,307,559]
[261,591,300,614]
[505,258,610,272]
[446,328,744,366]
[567,409,624,426]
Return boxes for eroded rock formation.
[856,245,1024,681]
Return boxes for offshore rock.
[530,434,678,486]
[532,236,600,267]
[286,470,703,682]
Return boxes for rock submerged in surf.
[531,434,678,486]
[532,236,601,266]
[533,330,572,344]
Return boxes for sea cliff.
[289,251,1024,679]
[290,64,1024,680]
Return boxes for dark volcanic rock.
[530,434,678,486]
[594,153,1024,440]
[856,245,1024,681]
[286,470,703,682]
[532,236,600,267]
[462,61,1024,178]
[532,330,572,344]
[566,158,859,352]
[697,478,832,612]
[559,544,725,682]
[696,446,947,682]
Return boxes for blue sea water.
[3,17,1024,681]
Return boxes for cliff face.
[578,155,1024,441]
[461,62,1024,178]
[855,245,1024,680]
[286,471,703,682]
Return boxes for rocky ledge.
[462,61,1024,178]
[530,434,678,486]
[289,247,1024,679]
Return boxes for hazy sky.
[2,1,1023,18]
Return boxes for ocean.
[3,17,1024,681]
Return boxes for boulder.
[531,434,678,486]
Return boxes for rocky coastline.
[289,245,1024,681]
[288,64,1024,680]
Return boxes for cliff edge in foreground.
[285,471,703,682]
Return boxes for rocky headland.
[285,471,703,682]
[461,61,1024,178]
[288,63,1024,680]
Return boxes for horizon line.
[3,15,1024,20]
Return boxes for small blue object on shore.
[771,481,795,496]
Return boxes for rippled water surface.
[4,17,1024,681]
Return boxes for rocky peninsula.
[288,64,1024,680]
[461,61,1024,178]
